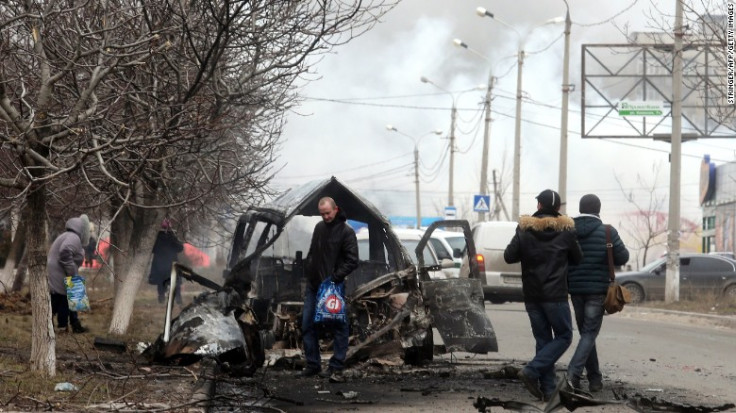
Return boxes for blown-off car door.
[416,220,498,353]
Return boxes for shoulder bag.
[603,225,631,314]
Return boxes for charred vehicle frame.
[146,177,498,374]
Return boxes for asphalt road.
[219,302,736,412]
[487,302,736,401]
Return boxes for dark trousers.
[51,293,80,329]
[523,301,573,396]
[301,284,349,372]
[157,279,182,305]
[568,294,605,384]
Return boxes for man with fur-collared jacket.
[504,189,582,402]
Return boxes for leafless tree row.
[0,0,396,377]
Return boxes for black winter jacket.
[504,210,583,303]
[305,210,359,289]
[568,214,629,295]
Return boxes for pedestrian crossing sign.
[473,195,491,212]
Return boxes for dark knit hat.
[536,189,561,209]
[579,194,601,215]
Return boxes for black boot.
[71,320,89,334]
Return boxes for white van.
[472,221,523,303]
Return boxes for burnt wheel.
[404,328,434,366]
[622,283,644,304]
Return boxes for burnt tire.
[404,328,434,366]
[622,283,644,304]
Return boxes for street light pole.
[558,3,571,215]
[478,75,494,222]
[665,0,684,303]
[511,50,524,220]
[449,104,457,207]
[476,7,563,220]
[386,126,443,229]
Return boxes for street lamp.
[386,125,443,229]
[476,7,563,220]
[558,1,572,215]
[419,78,483,208]
[454,38,517,222]
[420,76,458,208]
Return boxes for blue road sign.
[473,195,491,212]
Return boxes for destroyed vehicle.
[147,177,497,372]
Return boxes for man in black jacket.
[504,189,582,401]
[297,197,358,382]
[567,194,629,392]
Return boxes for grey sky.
[273,0,733,229]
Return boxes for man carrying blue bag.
[297,197,358,383]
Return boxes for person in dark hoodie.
[296,197,358,383]
[148,218,184,305]
[567,194,629,392]
[47,214,90,334]
[504,189,582,401]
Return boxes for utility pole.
[665,0,683,303]
[511,51,525,220]
[478,76,495,222]
[412,146,421,229]
[448,105,457,207]
[558,5,571,215]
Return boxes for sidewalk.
[626,304,736,328]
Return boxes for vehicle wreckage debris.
[616,391,735,413]
[474,387,736,413]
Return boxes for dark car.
[616,253,736,303]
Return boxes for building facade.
[701,155,736,254]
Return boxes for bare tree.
[616,164,669,268]
[0,0,395,376]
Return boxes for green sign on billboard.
[618,101,664,116]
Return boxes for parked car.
[427,229,466,269]
[148,177,498,372]
[471,221,523,304]
[616,253,736,303]
[356,228,454,280]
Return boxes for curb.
[627,305,736,328]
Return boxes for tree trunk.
[108,208,163,335]
[26,187,56,377]
[0,219,27,293]
[110,204,133,299]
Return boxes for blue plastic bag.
[314,280,347,325]
[65,275,90,312]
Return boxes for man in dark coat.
[148,219,184,304]
[297,197,358,382]
[48,214,90,333]
[567,194,629,392]
[504,189,582,401]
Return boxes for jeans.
[50,293,80,329]
[302,284,350,371]
[568,294,605,385]
[523,301,573,396]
